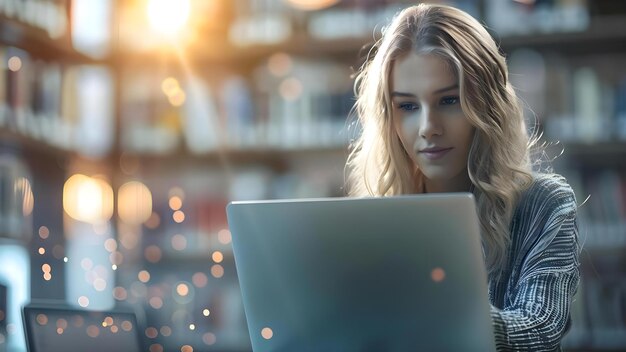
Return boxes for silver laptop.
[227,193,496,352]
[22,303,144,352]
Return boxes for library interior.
[0,0,625,351]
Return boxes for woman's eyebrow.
[434,84,459,94]
[391,84,459,98]
[391,91,415,98]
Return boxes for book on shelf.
[537,58,626,143]
[558,168,626,249]
[485,0,589,36]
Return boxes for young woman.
[346,4,580,351]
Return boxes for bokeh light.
[217,229,231,244]
[63,174,114,223]
[147,0,190,37]
[171,234,187,251]
[38,226,50,239]
[210,264,224,278]
[192,272,208,288]
[8,56,22,71]
[172,210,185,223]
[118,181,153,224]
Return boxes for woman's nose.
[419,109,443,139]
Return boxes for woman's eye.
[398,102,420,111]
[440,96,459,105]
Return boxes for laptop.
[227,193,496,352]
[22,303,144,352]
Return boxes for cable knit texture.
[489,173,581,351]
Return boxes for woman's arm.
[492,194,580,351]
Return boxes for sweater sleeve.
[491,177,581,351]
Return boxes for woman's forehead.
[391,53,458,94]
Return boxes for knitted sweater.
[489,174,581,351]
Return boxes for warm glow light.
[38,247,45,255]
[121,320,133,331]
[118,181,153,224]
[138,270,151,283]
[149,297,163,309]
[104,238,117,252]
[15,177,34,216]
[181,345,193,352]
[431,267,446,283]
[150,344,164,352]
[172,210,185,223]
[217,229,231,244]
[211,251,223,263]
[113,287,128,301]
[202,309,210,317]
[169,196,182,210]
[145,327,158,339]
[168,89,186,106]
[36,314,48,325]
[268,53,292,77]
[192,272,208,288]
[210,264,224,278]
[285,0,340,11]
[147,0,190,36]
[176,283,189,296]
[279,77,303,101]
[261,327,274,340]
[78,296,89,307]
[7,56,22,71]
[202,332,216,345]
[161,77,179,96]
[93,278,107,291]
[144,245,162,263]
[42,264,51,273]
[39,226,50,239]
[63,174,114,223]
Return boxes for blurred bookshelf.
[0,0,625,351]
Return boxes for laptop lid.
[227,193,496,352]
[22,303,144,352]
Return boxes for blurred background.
[0,0,624,351]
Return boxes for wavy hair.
[346,3,535,278]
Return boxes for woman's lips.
[419,147,453,160]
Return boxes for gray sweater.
[488,174,581,351]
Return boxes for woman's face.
[391,53,474,193]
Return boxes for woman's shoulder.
[518,173,578,217]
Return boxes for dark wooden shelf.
[498,16,626,54]
[122,144,348,172]
[557,141,626,168]
[0,15,101,63]
[0,127,70,158]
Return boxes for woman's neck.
[423,172,472,193]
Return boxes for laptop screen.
[23,305,143,352]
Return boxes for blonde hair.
[346,3,535,277]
